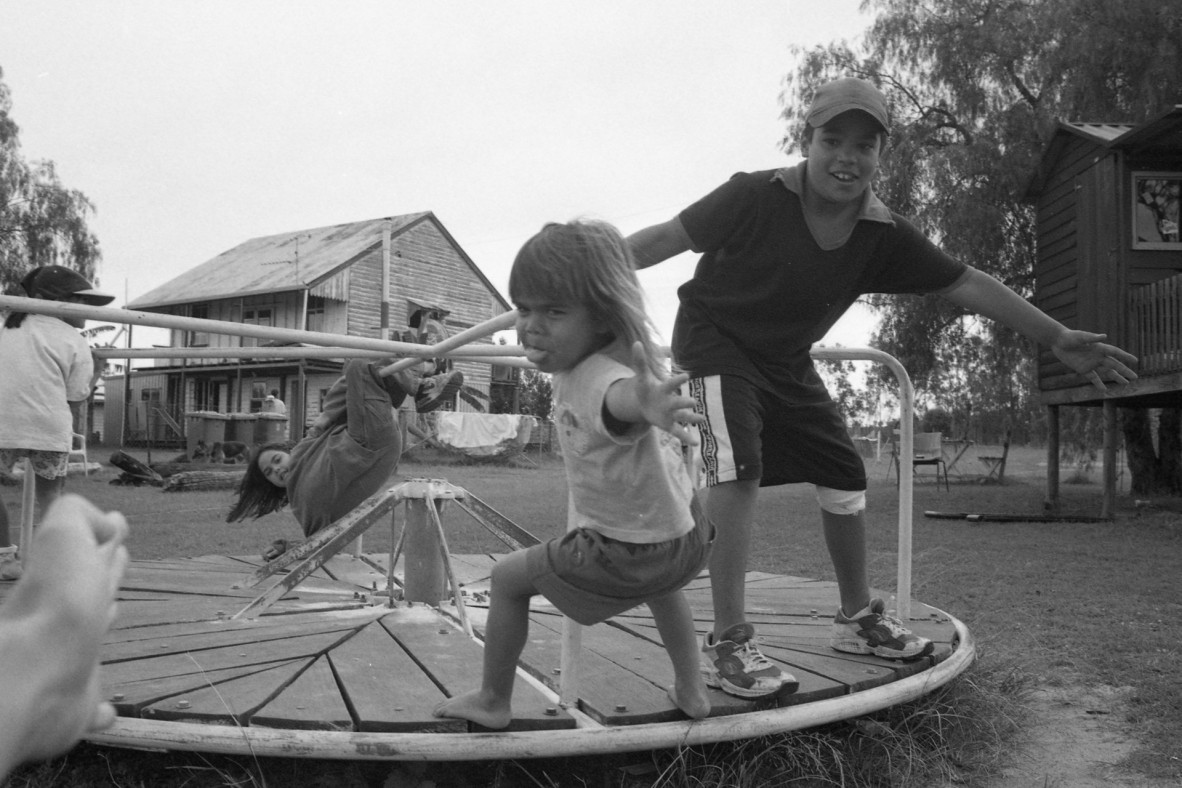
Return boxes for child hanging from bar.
[226,357,461,546]
[433,219,715,729]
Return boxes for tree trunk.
[1120,407,1182,494]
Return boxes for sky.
[0,0,873,352]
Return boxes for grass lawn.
[2,441,1179,787]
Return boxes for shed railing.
[1130,273,1182,374]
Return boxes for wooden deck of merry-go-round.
[43,477,976,763]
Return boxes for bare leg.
[822,508,870,616]
[703,479,759,638]
[34,475,66,524]
[647,591,710,719]
[433,550,537,729]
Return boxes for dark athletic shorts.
[688,374,866,491]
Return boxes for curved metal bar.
[810,346,915,621]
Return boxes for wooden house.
[1026,105,1182,512]
[106,213,512,447]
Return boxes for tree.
[780,0,1182,487]
[0,66,102,290]
[517,369,553,421]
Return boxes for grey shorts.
[525,497,713,626]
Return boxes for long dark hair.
[226,442,292,522]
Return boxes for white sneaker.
[700,622,798,698]
[0,548,22,581]
[830,598,933,659]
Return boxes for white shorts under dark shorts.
[0,448,69,480]
[525,497,713,626]
[689,374,866,491]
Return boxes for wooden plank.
[105,660,305,715]
[250,656,354,731]
[446,553,499,587]
[101,629,355,689]
[128,558,249,574]
[112,598,250,628]
[103,617,365,661]
[383,619,575,732]
[190,554,261,569]
[120,566,262,597]
[515,614,732,723]
[327,616,466,733]
[319,554,389,591]
[141,659,311,724]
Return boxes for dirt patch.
[982,684,1171,788]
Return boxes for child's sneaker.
[0,548,22,581]
[700,622,798,698]
[415,370,463,413]
[830,598,933,659]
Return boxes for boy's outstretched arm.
[605,342,704,445]
[942,267,1138,391]
[0,495,129,778]
[627,218,693,270]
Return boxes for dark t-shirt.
[674,163,968,402]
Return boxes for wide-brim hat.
[805,77,890,134]
[20,265,116,306]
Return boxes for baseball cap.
[20,265,116,306]
[805,77,890,134]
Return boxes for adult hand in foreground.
[0,494,129,778]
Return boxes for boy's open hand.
[1051,330,1138,390]
[627,341,705,445]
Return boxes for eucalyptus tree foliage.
[779,0,1182,446]
[0,67,102,293]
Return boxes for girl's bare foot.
[433,689,512,730]
[667,682,710,720]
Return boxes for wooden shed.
[1026,105,1182,512]
[111,213,512,446]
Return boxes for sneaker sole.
[830,637,934,660]
[701,665,799,699]
[417,375,464,412]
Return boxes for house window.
[306,296,326,334]
[1132,172,1182,249]
[188,304,209,347]
[192,379,220,412]
[241,308,274,347]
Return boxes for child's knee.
[815,486,865,515]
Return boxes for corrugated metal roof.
[1062,121,1134,143]
[129,213,430,309]
[1026,107,1182,200]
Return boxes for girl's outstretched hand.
[1051,330,1138,391]
[0,495,129,777]
[626,341,705,445]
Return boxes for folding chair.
[979,430,1012,484]
[68,433,89,477]
[909,432,950,491]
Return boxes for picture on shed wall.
[1132,172,1181,249]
